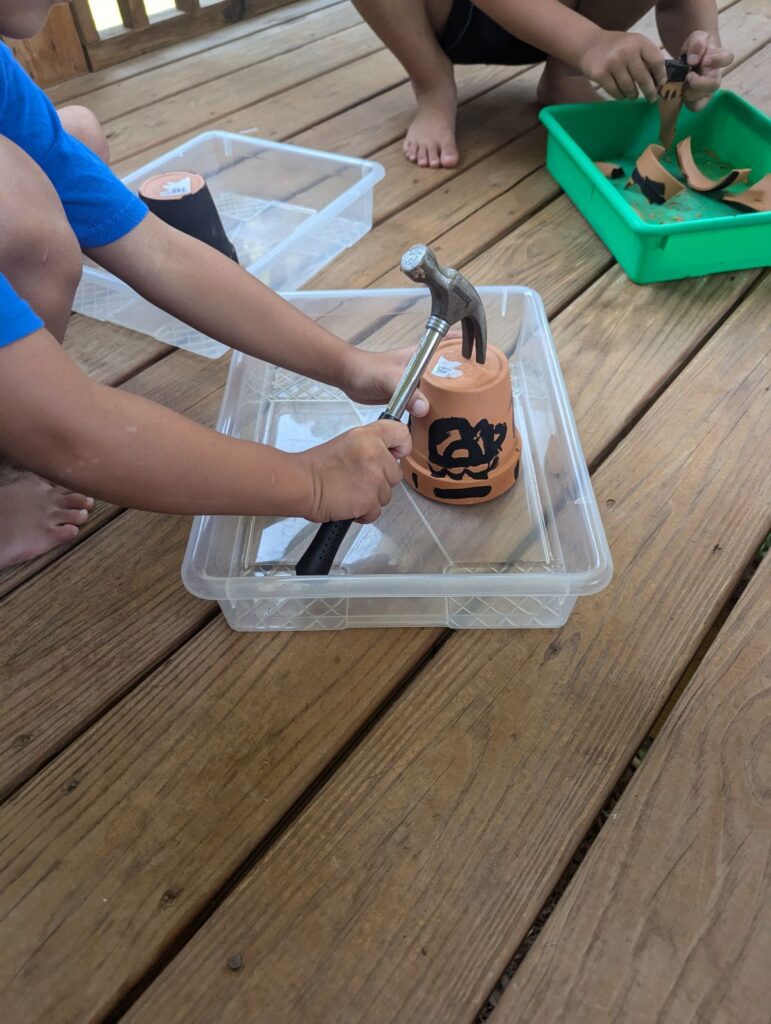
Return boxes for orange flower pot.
[402,338,521,505]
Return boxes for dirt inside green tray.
[611,145,754,224]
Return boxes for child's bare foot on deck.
[404,84,459,168]
[0,475,93,569]
[537,58,602,106]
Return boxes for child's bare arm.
[656,0,732,109]
[0,329,409,523]
[88,214,428,416]
[473,0,666,100]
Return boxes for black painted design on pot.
[433,485,493,500]
[631,168,666,205]
[427,417,508,480]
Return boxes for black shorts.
[438,0,547,66]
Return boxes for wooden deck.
[1,1,769,1020]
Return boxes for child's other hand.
[681,31,733,111]
[297,420,411,524]
[342,348,429,418]
[580,30,666,102]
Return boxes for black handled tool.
[295,245,487,577]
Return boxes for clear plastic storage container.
[73,131,384,358]
[182,287,613,630]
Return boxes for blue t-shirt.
[0,42,147,348]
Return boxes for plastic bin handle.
[296,411,401,576]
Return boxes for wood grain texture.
[0,266,763,1024]
[48,0,343,102]
[492,553,771,1024]
[311,128,554,290]
[0,8,763,1022]
[5,5,87,86]
[0,352,228,796]
[4,19,765,800]
[70,1,361,125]
[86,0,303,71]
[117,0,151,30]
[103,23,385,163]
[0,620,437,1024]
[121,279,771,1024]
[70,0,100,46]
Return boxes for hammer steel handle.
[295,411,401,577]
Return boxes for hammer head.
[400,244,487,364]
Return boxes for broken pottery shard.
[721,172,771,213]
[675,137,751,193]
[657,56,689,150]
[626,143,684,204]
[595,161,624,179]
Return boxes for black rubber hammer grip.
[295,411,401,576]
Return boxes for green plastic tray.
[539,91,771,283]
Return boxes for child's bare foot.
[403,83,459,169]
[537,58,603,106]
[0,474,93,569]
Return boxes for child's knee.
[58,104,111,164]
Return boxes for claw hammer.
[295,244,487,577]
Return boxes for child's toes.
[403,138,417,162]
[55,487,93,510]
[51,523,80,545]
[427,142,441,167]
[58,507,89,527]
[440,141,459,168]
[417,144,429,167]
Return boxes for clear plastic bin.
[73,131,384,358]
[182,287,613,630]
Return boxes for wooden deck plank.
[3,35,765,792]
[0,8,765,1020]
[492,553,771,1024]
[103,23,386,164]
[119,277,771,1024]
[290,62,527,159]
[62,22,763,396]
[75,2,362,125]
[62,314,170,384]
[0,353,231,797]
[0,257,762,1022]
[48,0,344,104]
[3,32,761,782]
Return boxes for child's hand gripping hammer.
[295,244,487,576]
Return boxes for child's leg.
[58,104,111,163]
[536,0,656,104]
[0,136,92,569]
[352,0,459,169]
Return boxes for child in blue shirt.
[0,0,426,570]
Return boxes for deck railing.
[70,0,290,71]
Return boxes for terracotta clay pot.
[402,338,521,505]
[139,171,239,263]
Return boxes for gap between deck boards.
[0,14,767,1021]
[10,15,763,601]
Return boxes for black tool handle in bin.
[295,411,402,577]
